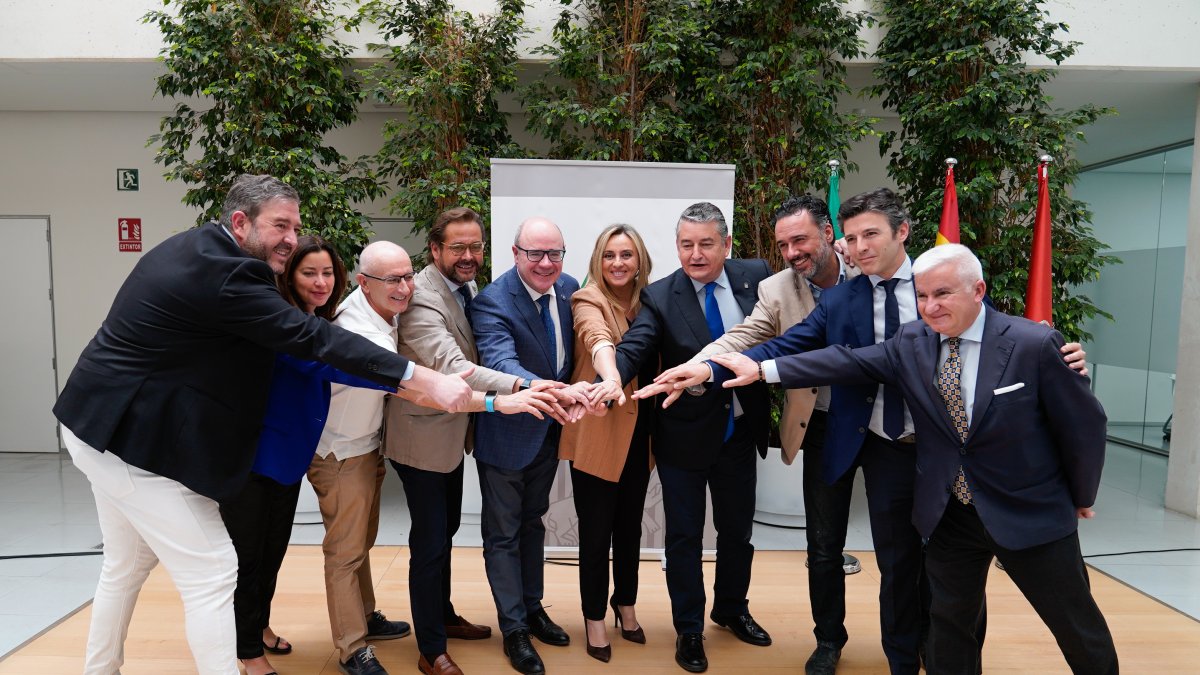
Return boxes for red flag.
[1024,159,1053,324]
[936,159,959,246]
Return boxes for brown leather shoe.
[418,653,464,675]
[444,614,492,640]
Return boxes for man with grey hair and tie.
[706,243,1117,675]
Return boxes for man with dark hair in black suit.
[54,174,472,675]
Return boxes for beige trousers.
[307,451,386,662]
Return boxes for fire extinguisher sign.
[118,218,143,252]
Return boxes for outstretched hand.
[496,386,559,421]
[632,362,713,409]
[589,378,626,407]
[709,352,761,387]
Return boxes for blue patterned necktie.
[704,281,735,442]
[881,277,905,439]
[937,337,973,505]
[537,294,557,375]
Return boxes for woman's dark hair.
[277,235,348,321]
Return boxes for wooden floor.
[3,546,1199,674]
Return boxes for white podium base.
[753,447,806,528]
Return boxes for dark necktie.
[937,337,973,504]
[704,282,734,441]
[457,284,472,313]
[881,277,904,439]
[537,294,557,375]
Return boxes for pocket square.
[993,382,1025,395]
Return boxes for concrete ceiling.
[1,59,1195,170]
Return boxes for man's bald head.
[356,241,414,321]
[512,217,565,294]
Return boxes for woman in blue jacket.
[220,236,394,675]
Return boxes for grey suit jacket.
[384,265,519,473]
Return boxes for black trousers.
[477,433,560,636]
[858,432,927,674]
[219,472,302,660]
[391,459,464,657]
[656,417,757,634]
[571,423,652,621]
[925,500,1118,675]
[800,410,857,649]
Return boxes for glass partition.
[1076,144,1193,454]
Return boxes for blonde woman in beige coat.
[560,224,656,663]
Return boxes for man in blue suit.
[471,217,588,675]
[708,243,1118,675]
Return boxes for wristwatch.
[484,391,498,413]
[518,378,531,391]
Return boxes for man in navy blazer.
[52,175,472,675]
[610,202,773,673]
[471,216,588,675]
[710,188,930,674]
[711,243,1118,675]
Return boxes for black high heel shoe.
[585,617,612,663]
[610,597,646,644]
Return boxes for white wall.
[0,0,563,60]
[0,110,414,386]
[4,0,1198,68]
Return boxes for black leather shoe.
[805,641,842,675]
[503,629,546,674]
[675,633,707,672]
[365,610,411,641]
[339,645,389,675]
[709,612,772,646]
[528,608,570,646]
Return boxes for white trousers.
[63,426,239,675]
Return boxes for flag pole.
[937,157,959,246]
[1024,154,1055,325]
[828,159,842,240]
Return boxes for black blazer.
[614,259,773,469]
[54,222,412,502]
[774,309,1106,551]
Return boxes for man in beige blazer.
[384,207,565,675]
[676,195,860,674]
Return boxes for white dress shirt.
[939,305,987,428]
[868,257,918,439]
[693,268,746,417]
[519,275,565,374]
[315,287,399,461]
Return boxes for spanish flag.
[1024,158,1054,325]
[936,159,959,246]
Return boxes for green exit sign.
[117,169,139,191]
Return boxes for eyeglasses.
[515,245,566,263]
[361,272,415,287]
[441,241,485,255]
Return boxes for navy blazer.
[252,353,394,486]
[471,267,579,470]
[772,309,1107,551]
[615,259,773,469]
[53,222,412,502]
[716,273,918,483]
